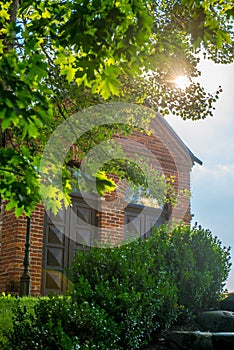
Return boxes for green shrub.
[4,295,120,350]
[0,293,38,348]
[69,233,179,349]
[4,224,231,350]
[166,223,231,312]
[0,293,16,347]
[69,223,231,347]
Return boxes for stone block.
[167,331,213,350]
[197,311,234,332]
[220,293,234,312]
[212,332,234,350]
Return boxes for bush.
[0,293,38,348]
[4,224,231,350]
[69,223,231,347]
[166,223,231,312]
[69,232,179,349]
[4,295,120,350]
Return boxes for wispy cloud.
[192,163,234,196]
[166,58,234,290]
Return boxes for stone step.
[197,310,234,332]
[220,293,234,312]
[167,331,234,350]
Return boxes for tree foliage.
[0,0,233,215]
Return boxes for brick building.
[0,113,201,296]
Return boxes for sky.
[166,59,234,291]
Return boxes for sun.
[174,75,191,90]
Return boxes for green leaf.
[95,171,116,196]
[60,66,77,83]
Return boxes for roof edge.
[156,113,203,166]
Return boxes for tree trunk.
[5,0,20,51]
[9,0,20,24]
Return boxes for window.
[124,203,165,241]
[125,187,163,209]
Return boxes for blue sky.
[166,59,234,291]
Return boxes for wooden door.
[41,195,98,295]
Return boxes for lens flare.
[174,75,190,89]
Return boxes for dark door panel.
[41,195,98,295]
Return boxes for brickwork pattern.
[0,117,195,295]
[0,204,44,296]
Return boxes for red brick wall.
[0,208,25,294]
[0,118,195,295]
[0,204,44,296]
[96,126,193,245]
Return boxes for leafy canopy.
[0,0,233,215]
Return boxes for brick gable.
[0,115,200,295]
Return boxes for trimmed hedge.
[0,294,38,347]
[3,224,231,349]
[4,296,120,350]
